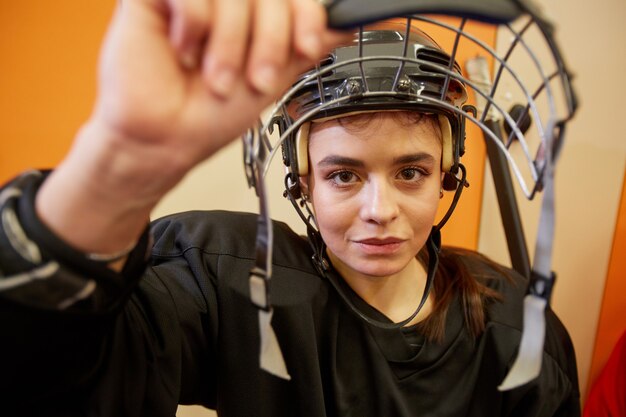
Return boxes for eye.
[398,168,423,181]
[329,170,358,185]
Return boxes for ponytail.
[416,247,510,343]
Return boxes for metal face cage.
[242,0,577,389]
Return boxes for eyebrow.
[317,153,436,168]
[317,155,365,168]
[393,153,436,165]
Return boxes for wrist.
[71,118,190,204]
[35,119,181,255]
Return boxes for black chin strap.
[437,163,469,230]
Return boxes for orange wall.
[427,19,496,250]
[0,1,114,183]
[586,168,626,397]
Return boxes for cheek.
[311,192,355,245]
[312,197,342,234]
[404,191,442,229]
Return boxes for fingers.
[202,0,253,96]
[205,0,335,97]
[246,0,335,94]
[291,0,326,60]
[166,0,212,69]
[292,0,354,59]
[246,0,291,94]
[269,0,352,94]
[163,0,254,96]
[246,0,355,95]
[162,0,344,97]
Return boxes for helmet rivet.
[321,258,330,271]
[397,77,411,92]
[346,79,362,95]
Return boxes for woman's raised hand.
[35,0,348,256]
[97,0,344,175]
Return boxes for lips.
[354,237,405,255]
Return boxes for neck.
[330,255,433,326]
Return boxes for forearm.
[36,119,185,257]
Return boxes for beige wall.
[153,135,306,234]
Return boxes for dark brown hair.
[334,111,442,142]
[417,247,508,342]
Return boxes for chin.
[348,259,408,279]
[328,247,416,280]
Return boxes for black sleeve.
[501,307,581,417]
[465,255,582,417]
[0,172,216,416]
[1,259,217,416]
[545,307,581,417]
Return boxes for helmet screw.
[397,77,411,92]
[346,79,362,95]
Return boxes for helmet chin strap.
[283,163,469,330]
[436,163,469,231]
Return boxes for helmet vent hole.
[319,54,335,68]
[416,49,453,69]
[316,54,336,79]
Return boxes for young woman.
[0,0,579,415]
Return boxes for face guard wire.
[241,3,576,389]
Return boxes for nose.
[359,176,399,225]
